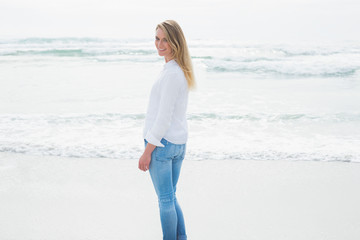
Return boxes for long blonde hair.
[156,20,195,90]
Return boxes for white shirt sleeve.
[144,71,186,147]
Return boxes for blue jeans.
[145,138,187,240]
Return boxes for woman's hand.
[138,153,151,171]
[138,142,156,171]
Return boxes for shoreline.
[1,152,360,240]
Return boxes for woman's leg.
[172,145,187,239]
[149,142,178,240]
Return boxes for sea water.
[0,38,359,162]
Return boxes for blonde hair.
[156,20,195,90]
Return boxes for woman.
[138,20,195,240]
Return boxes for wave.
[1,38,360,78]
[1,112,359,163]
[2,112,360,124]
[2,47,353,59]
[206,65,359,78]
[189,150,360,163]
[0,142,140,159]
[2,51,357,78]
[1,48,155,57]
[0,37,114,44]
[0,113,145,125]
[189,112,360,122]
[0,143,358,163]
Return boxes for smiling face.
[155,28,173,62]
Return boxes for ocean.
[0,37,359,163]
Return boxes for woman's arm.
[144,71,185,147]
[138,142,156,171]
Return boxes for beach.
[1,152,359,240]
[1,38,360,239]
[1,0,360,238]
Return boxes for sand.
[1,152,359,240]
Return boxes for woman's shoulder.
[163,68,186,86]
[164,61,186,79]
[160,67,187,91]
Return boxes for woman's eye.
[163,39,167,42]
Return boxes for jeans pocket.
[155,145,175,162]
[175,144,186,161]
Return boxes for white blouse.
[143,59,189,147]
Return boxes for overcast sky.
[0,0,359,42]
